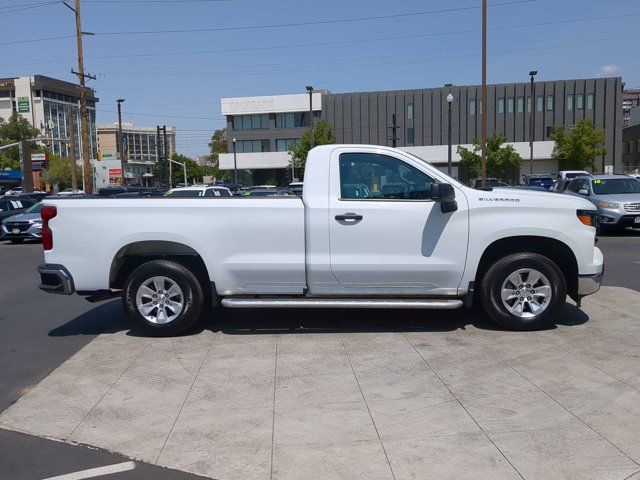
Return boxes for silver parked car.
[1,201,43,243]
[565,175,640,231]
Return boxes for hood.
[3,212,41,223]
[472,186,596,210]
[592,193,640,204]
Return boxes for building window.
[498,97,504,114]
[478,99,482,115]
[577,94,584,109]
[276,138,300,152]
[628,141,633,153]
[407,127,414,145]
[546,95,554,111]
[236,139,270,153]
[232,114,268,130]
[536,96,543,112]
[587,93,594,110]
[527,96,531,112]
[507,97,514,113]
[517,96,524,113]
[469,99,476,116]
[567,94,574,110]
[407,103,414,119]
[275,112,310,128]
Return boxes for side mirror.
[578,189,589,196]
[430,183,458,213]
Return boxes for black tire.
[123,259,205,336]
[10,238,24,244]
[480,252,566,331]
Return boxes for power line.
[96,0,534,35]
[0,1,57,13]
[1,0,533,45]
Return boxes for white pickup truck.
[38,145,604,335]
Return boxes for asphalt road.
[0,232,638,479]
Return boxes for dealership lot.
[1,238,640,479]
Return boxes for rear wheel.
[480,253,566,331]
[123,259,204,336]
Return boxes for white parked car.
[37,145,603,336]
[164,185,232,197]
[56,188,85,196]
[557,170,591,180]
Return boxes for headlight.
[597,200,619,209]
[31,220,42,227]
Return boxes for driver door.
[328,148,468,295]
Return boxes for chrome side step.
[221,297,463,309]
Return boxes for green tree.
[290,121,335,179]
[550,119,606,171]
[41,154,81,190]
[171,153,202,185]
[208,127,231,181]
[457,133,522,181]
[0,112,40,170]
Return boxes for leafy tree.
[208,127,231,181]
[41,154,81,190]
[0,112,40,170]
[457,133,522,181]
[290,121,335,179]
[550,119,606,171]
[171,153,202,185]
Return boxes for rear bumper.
[38,264,75,295]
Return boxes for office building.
[623,124,640,174]
[97,122,175,185]
[220,77,623,183]
[623,87,640,127]
[0,75,98,163]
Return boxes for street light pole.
[305,86,314,148]
[480,0,487,188]
[116,98,125,185]
[529,70,537,175]
[232,137,238,186]
[447,91,454,177]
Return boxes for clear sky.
[1,0,638,157]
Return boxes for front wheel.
[123,259,205,336]
[480,253,566,331]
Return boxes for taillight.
[41,205,57,251]
[577,209,596,228]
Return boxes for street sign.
[31,153,48,161]
[17,97,30,113]
[32,161,46,171]
[108,169,122,176]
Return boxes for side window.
[339,152,434,200]
[567,180,580,193]
[204,189,215,197]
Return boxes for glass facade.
[42,97,97,161]
[236,139,270,153]
[275,112,310,128]
[232,114,269,130]
[276,138,300,152]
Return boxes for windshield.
[529,178,552,186]
[592,178,640,195]
[165,190,203,197]
[565,172,588,179]
[25,202,42,214]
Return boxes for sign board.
[32,161,46,171]
[108,169,122,176]
[604,165,614,174]
[31,153,48,161]
[103,153,113,158]
[17,96,30,113]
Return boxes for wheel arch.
[109,241,212,294]
[475,236,579,300]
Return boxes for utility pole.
[480,0,487,188]
[163,125,170,185]
[65,0,95,193]
[305,86,314,148]
[388,114,400,148]
[19,141,34,193]
[66,104,78,192]
[116,99,125,184]
[529,70,538,175]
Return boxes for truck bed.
[43,197,306,295]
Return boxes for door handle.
[335,213,363,221]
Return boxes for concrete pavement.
[2,285,640,480]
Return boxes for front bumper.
[38,264,75,295]
[1,222,42,240]
[577,270,603,297]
